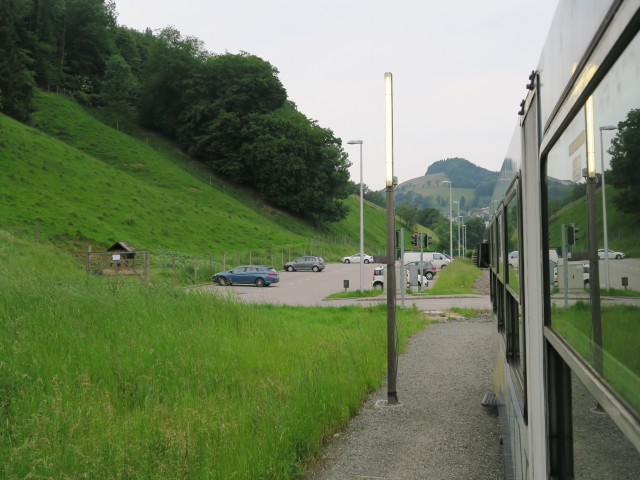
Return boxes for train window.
[506,192,520,293]
[497,209,504,279]
[571,371,640,477]
[545,30,640,429]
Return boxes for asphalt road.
[200,262,492,311]
[203,262,383,306]
[598,258,640,290]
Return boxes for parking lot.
[199,261,492,311]
[202,262,382,306]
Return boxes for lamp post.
[462,224,467,255]
[453,200,460,257]
[443,181,452,258]
[347,140,364,293]
[384,72,398,405]
[599,125,617,291]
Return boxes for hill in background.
[395,157,498,215]
[0,91,394,263]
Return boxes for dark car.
[214,265,279,287]
[405,260,437,280]
[284,256,325,272]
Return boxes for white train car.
[486,1,640,478]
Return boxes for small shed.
[107,241,137,262]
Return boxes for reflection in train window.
[545,32,640,419]
[506,192,519,293]
[571,371,640,478]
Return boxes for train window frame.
[540,15,640,462]
[504,183,527,418]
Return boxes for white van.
[403,252,452,270]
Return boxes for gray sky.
[115,0,559,190]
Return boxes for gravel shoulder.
[307,306,504,479]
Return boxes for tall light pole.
[384,72,398,405]
[443,181,452,258]
[347,140,364,292]
[462,224,467,255]
[453,200,460,257]
[599,125,617,290]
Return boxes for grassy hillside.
[395,173,477,215]
[1,91,395,262]
[549,189,640,257]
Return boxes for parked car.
[508,251,519,269]
[405,260,437,280]
[371,266,427,289]
[598,248,625,260]
[341,253,374,264]
[214,265,279,287]
[284,256,325,272]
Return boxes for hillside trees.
[239,106,350,223]
[607,108,640,216]
[138,27,205,137]
[6,2,352,223]
[0,0,35,122]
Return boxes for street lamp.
[347,140,364,292]
[462,224,467,254]
[384,72,398,405]
[453,200,460,257]
[443,181,452,258]
[599,125,617,290]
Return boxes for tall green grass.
[428,258,485,295]
[0,232,428,479]
[552,302,640,413]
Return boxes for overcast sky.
[115,0,559,190]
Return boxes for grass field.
[427,258,484,295]
[1,91,404,264]
[551,302,640,413]
[0,232,429,479]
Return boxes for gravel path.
[307,311,504,480]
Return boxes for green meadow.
[0,232,429,479]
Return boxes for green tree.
[97,53,138,126]
[176,52,288,176]
[139,27,204,137]
[0,0,35,122]
[608,108,640,216]
[417,207,443,228]
[463,217,488,249]
[240,106,351,223]
[396,203,419,231]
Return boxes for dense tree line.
[0,0,351,223]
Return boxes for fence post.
[144,251,150,282]
[86,245,92,274]
[172,255,176,279]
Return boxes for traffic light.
[567,225,580,246]
[411,232,418,248]
[424,235,432,248]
